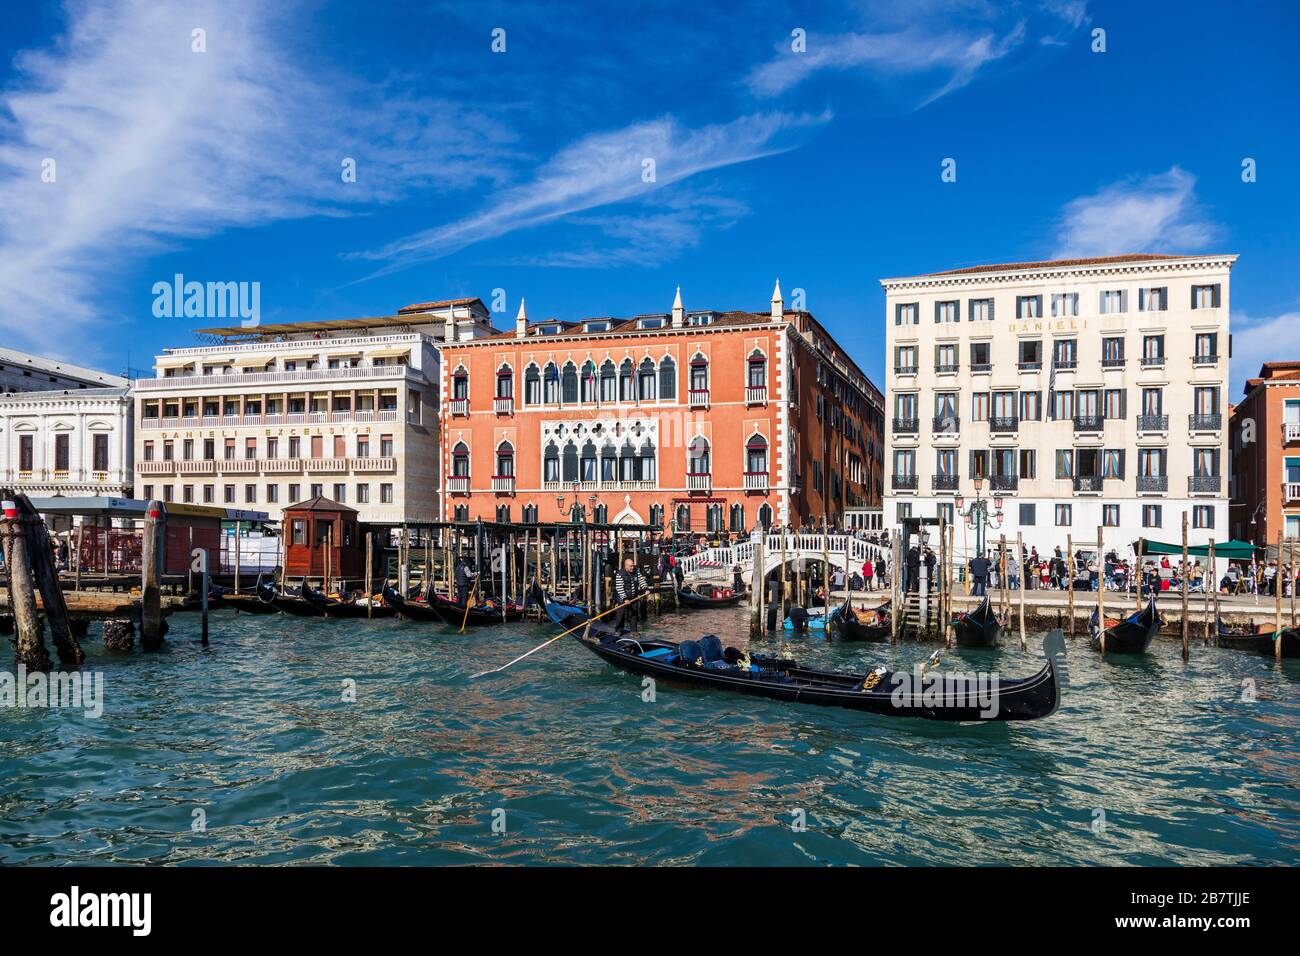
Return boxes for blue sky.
[1,0,1297,396]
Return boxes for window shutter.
[1191,286,1198,309]
[1117,449,1126,479]
[988,298,995,323]
[1213,284,1221,307]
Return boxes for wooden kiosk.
[282,496,362,587]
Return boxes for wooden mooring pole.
[2,494,52,669]
[1181,511,1190,661]
[1096,525,1105,655]
[1017,530,1026,650]
[1276,529,1285,660]
[140,499,165,652]
[1066,533,1075,637]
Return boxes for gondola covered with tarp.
[952,595,1000,647]
[538,590,1064,722]
[1216,618,1300,657]
[1089,596,1160,654]
[676,583,745,608]
[427,591,525,627]
[828,599,891,642]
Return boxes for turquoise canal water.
[1,604,1297,865]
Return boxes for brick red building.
[436,284,883,532]
[1230,361,1300,544]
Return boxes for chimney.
[515,298,528,338]
[770,279,784,321]
[443,307,457,343]
[672,286,685,327]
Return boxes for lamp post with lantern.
[954,476,1005,558]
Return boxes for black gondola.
[301,581,395,619]
[1215,618,1300,657]
[1089,596,1160,654]
[382,583,446,622]
[265,577,326,617]
[952,595,1000,647]
[676,584,745,608]
[427,592,525,627]
[828,599,891,642]
[539,591,1063,721]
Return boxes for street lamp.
[955,476,1004,556]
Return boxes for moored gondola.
[301,581,395,619]
[266,577,326,617]
[676,584,745,608]
[828,599,891,642]
[427,592,525,627]
[382,583,446,622]
[952,595,1000,647]
[1089,596,1160,654]
[1216,618,1300,657]
[538,590,1063,721]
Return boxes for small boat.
[302,581,395,619]
[539,591,1063,721]
[1216,618,1300,658]
[952,595,1000,647]
[382,583,446,622]
[828,600,891,642]
[1090,596,1160,654]
[209,577,280,615]
[782,606,830,632]
[267,577,326,617]
[427,592,525,627]
[677,584,745,608]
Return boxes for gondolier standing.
[613,557,650,635]
[454,555,478,604]
[968,550,992,596]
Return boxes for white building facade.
[882,254,1234,556]
[133,298,495,524]
[0,387,134,498]
[0,347,128,393]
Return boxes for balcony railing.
[891,474,918,491]
[1193,353,1219,366]
[892,417,919,434]
[745,386,767,405]
[1285,422,1300,443]
[351,456,396,473]
[134,362,422,391]
[743,471,769,491]
[1188,475,1221,494]
[894,365,918,376]
[688,389,710,409]
[447,476,470,494]
[1189,413,1222,431]
[1017,361,1042,372]
[263,459,302,474]
[177,460,216,475]
[220,458,257,473]
[990,475,1018,493]
[1073,414,1105,432]
[1141,355,1166,368]
[989,416,1019,433]
[1286,481,1300,503]
[140,408,402,431]
[932,415,960,435]
[1073,475,1103,494]
[494,397,514,414]
[934,363,959,374]
[139,461,174,474]
[305,457,349,474]
[932,474,959,491]
[1053,360,1078,371]
[686,472,712,491]
[1101,357,1126,369]
[1137,414,1168,432]
[449,398,469,416]
[1136,475,1168,493]
[970,362,992,374]
[492,475,516,494]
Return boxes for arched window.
[562,442,579,482]
[619,438,636,481]
[729,503,745,532]
[495,504,511,522]
[689,353,708,394]
[524,364,541,405]
[747,349,767,389]
[580,440,597,482]
[619,358,635,402]
[658,356,676,400]
[637,358,656,400]
[688,436,710,474]
[453,504,469,521]
[600,441,617,482]
[496,365,514,398]
[706,503,724,532]
[452,366,469,400]
[543,442,560,482]
[649,503,664,527]
[757,503,773,530]
[522,503,538,523]
[599,360,617,403]
[495,440,514,477]
[561,362,578,404]
[451,441,470,477]
[543,363,560,404]
[580,360,597,403]
[639,439,656,481]
[569,503,585,523]
[746,434,768,474]
[593,503,608,523]
[675,503,691,532]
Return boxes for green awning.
[1132,538,1259,560]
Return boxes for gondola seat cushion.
[677,640,703,665]
[699,635,724,663]
[641,647,675,661]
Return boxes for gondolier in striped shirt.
[613,557,650,635]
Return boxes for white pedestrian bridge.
[677,532,890,584]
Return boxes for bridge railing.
[677,533,887,578]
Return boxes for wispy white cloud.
[1053,167,1218,258]
[0,0,510,352]
[349,110,828,274]
[1229,311,1300,399]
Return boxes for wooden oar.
[469,592,649,679]
[459,580,478,634]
